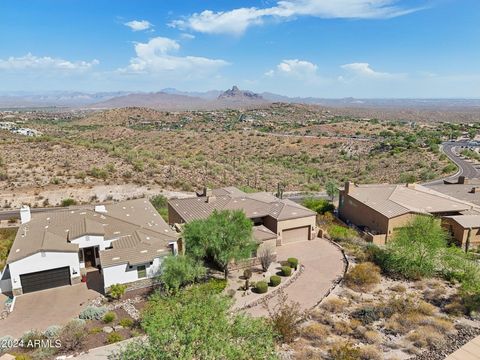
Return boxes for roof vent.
[95,205,107,213]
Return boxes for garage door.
[20,267,71,294]
[282,226,310,244]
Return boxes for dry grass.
[344,262,381,292]
[320,297,349,313]
[406,326,445,348]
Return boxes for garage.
[20,267,71,294]
[282,226,310,244]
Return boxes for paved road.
[425,141,480,186]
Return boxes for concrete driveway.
[0,282,101,338]
[246,238,345,316]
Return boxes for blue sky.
[0,0,479,97]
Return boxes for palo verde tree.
[183,210,256,279]
[385,215,448,279]
[325,180,339,202]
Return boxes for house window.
[137,265,147,278]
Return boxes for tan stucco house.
[338,181,480,245]
[168,187,317,264]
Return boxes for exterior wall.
[8,252,80,295]
[386,214,417,238]
[103,257,163,289]
[441,219,480,250]
[338,192,391,235]
[168,203,185,225]
[276,216,317,245]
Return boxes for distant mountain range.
[0,87,479,111]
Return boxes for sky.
[0,0,479,98]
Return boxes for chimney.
[458,176,467,184]
[20,205,31,224]
[206,195,216,203]
[406,183,416,189]
[344,181,355,195]
[470,187,480,194]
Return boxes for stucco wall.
[339,192,391,235]
[103,257,163,288]
[71,235,110,251]
[441,219,480,250]
[8,251,80,293]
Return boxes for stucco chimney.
[458,176,467,184]
[344,181,355,194]
[20,205,31,224]
[94,205,107,213]
[406,183,416,189]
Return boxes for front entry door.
[84,247,96,268]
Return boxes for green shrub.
[106,332,123,344]
[89,327,103,334]
[160,255,206,292]
[61,198,77,207]
[255,281,268,294]
[21,330,46,348]
[281,266,292,277]
[287,257,299,270]
[328,225,358,242]
[270,275,281,287]
[301,198,335,214]
[103,311,116,324]
[108,284,127,300]
[119,318,134,328]
[0,335,14,351]
[79,306,107,320]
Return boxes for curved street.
[425,141,480,186]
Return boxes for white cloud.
[170,0,424,35]
[341,62,398,78]
[121,37,229,75]
[266,59,318,79]
[124,20,153,32]
[0,53,99,71]
[180,33,196,40]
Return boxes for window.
[137,265,147,278]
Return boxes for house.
[338,181,479,244]
[0,199,178,296]
[441,215,480,250]
[167,187,317,266]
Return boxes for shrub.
[270,275,281,287]
[103,311,116,324]
[44,325,61,339]
[59,319,87,351]
[89,327,103,334]
[243,268,252,279]
[344,262,381,292]
[108,284,127,300]
[287,257,299,270]
[255,281,268,294]
[79,306,107,320]
[119,318,134,328]
[363,330,382,344]
[265,292,306,343]
[352,306,382,325]
[302,323,328,344]
[329,341,361,360]
[0,335,14,351]
[302,198,335,214]
[406,326,444,348]
[328,224,358,242]
[358,345,382,360]
[21,330,46,348]
[160,255,206,292]
[106,332,123,344]
[258,247,275,272]
[321,297,349,313]
[61,198,77,207]
[281,266,292,277]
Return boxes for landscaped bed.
[0,287,153,359]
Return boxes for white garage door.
[282,226,310,244]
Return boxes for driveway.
[0,281,101,338]
[245,238,345,317]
